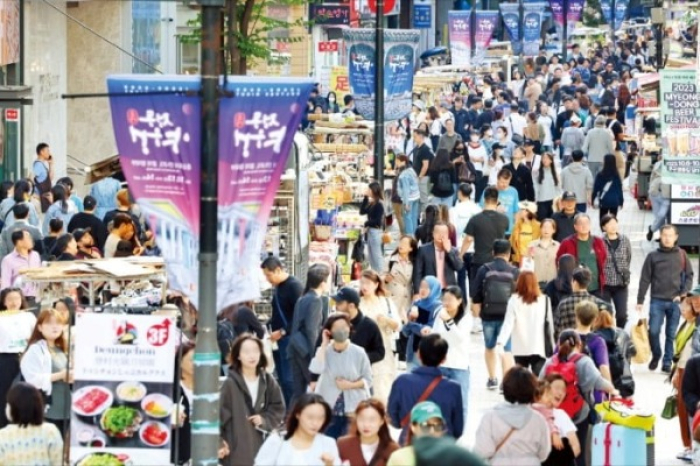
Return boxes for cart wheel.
[638,199,646,210]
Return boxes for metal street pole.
[192,0,223,465]
[562,0,568,59]
[518,0,524,74]
[374,0,385,185]
[611,0,616,47]
[470,1,477,62]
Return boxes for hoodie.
[474,403,551,466]
[561,162,593,204]
[637,246,694,304]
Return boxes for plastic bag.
[631,318,652,364]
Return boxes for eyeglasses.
[416,421,445,434]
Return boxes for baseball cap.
[562,191,577,201]
[519,201,537,214]
[331,287,360,306]
[688,284,700,297]
[413,100,426,111]
[411,401,444,424]
[491,142,504,151]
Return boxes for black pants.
[602,285,629,329]
[542,437,576,466]
[537,201,554,222]
[289,354,312,408]
[474,171,486,204]
[575,417,591,466]
[468,262,484,298]
[599,206,619,224]
[514,355,545,375]
[0,354,20,429]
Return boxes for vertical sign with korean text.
[523,4,544,56]
[413,3,431,29]
[567,0,584,29]
[343,29,419,121]
[448,11,472,67]
[70,314,177,466]
[473,11,498,66]
[614,0,628,30]
[330,66,350,104]
[499,3,521,55]
[660,69,700,157]
[600,0,613,25]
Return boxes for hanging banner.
[447,11,472,67]
[659,69,700,158]
[107,75,312,310]
[343,29,420,121]
[473,11,498,65]
[600,0,613,26]
[70,313,177,466]
[522,5,543,56]
[614,0,629,30]
[329,66,350,105]
[499,3,522,55]
[549,0,564,26]
[567,0,585,28]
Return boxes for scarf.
[414,276,443,314]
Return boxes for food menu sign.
[70,314,177,466]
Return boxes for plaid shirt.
[602,235,632,287]
[555,291,610,336]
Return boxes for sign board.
[672,184,700,200]
[309,4,350,25]
[359,0,400,17]
[661,156,700,185]
[671,201,700,225]
[4,108,18,121]
[660,69,700,157]
[413,4,431,28]
[318,41,339,53]
[368,0,396,14]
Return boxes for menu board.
[671,201,700,225]
[660,69,700,157]
[70,314,177,466]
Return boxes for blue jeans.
[482,319,511,351]
[648,298,680,367]
[576,203,587,213]
[273,336,293,409]
[433,195,454,207]
[650,194,671,233]
[440,367,470,432]
[403,200,419,235]
[367,228,384,273]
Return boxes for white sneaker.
[471,317,483,334]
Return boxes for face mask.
[332,329,350,343]
[329,98,336,103]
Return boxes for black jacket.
[552,211,576,242]
[504,162,535,202]
[349,311,386,364]
[412,243,464,293]
[67,212,110,252]
[683,354,700,417]
[637,246,694,304]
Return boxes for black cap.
[562,191,577,201]
[72,228,92,243]
[332,287,360,306]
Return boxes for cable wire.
[41,0,163,74]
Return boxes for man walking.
[555,268,610,336]
[582,116,614,180]
[412,128,434,214]
[413,223,464,295]
[451,184,482,301]
[561,150,593,213]
[552,191,579,242]
[637,225,694,373]
[557,213,607,298]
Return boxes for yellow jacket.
[510,218,541,264]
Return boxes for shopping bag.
[595,398,656,432]
[661,392,678,420]
[631,318,652,364]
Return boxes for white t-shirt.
[255,434,340,466]
[245,376,260,406]
[361,441,378,464]
[450,201,482,248]
[553,408,577,435]
[0,311,36,353]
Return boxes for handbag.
[457,160,476,183]
[607,238,630,286]
[595,398,655,431]
[382,231,392,244]
[661,392,678,420]
[631,319,652,364]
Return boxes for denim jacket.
[397,167,420,203]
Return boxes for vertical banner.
[70,314,177,466]
[566,0,584,38]
[600,0,613,26]
[329,66,350,105]
[108,75,312,310]
[343,29,420,120]
[217,78,313,310]
[473,11,498,65]
[660,69,700,158]
[549,0,564,26]
[614,0,629,30]
[447,11,472,67]
[522,5,543,56]
[499,3,521,55]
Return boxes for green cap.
[411,401,444,424]
[689,284,700,297]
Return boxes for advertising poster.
[614,0,629,30]
[499,3,522,55]
[70,314,177,466]
[0,0,19,66]
[661,157,700,185]
[329,66,350,105]
[567,0,585,28]
[549,0,564,25]
[671,202,700,225]
[523,5,543,56]
[600,0,613,26]
[672,184,700,199]
[473,11,498,65]
[659,69,700,157]
[343,29,420,121]
[447,11,472,67]
[107,75,311,310]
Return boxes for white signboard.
[671,202,700,225]
[672,184,700,200]
[70,314,177,466]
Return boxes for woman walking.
[534,152,560,221]
[429,149,458,207]
[337,399,399,466]
[395,155,420,235]
[360,182,386,273]
[600,214,632,329]
[385,236,416,323]
[591,154,624,224]
[671,298,697,462]
[544,254,577,312]
[528,219,560,287]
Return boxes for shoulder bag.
[400,376,442,427]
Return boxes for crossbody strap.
[400,376,442,427]
[494,428,517,455]
[606,238,624,278]
[272,291,289,329]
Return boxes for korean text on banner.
[107,75,201,301]
[448,11,472,67]
[330,66,350,104]
[413,4,431,29]
[473,11,498,66]
[600,0,613,25]
[70,314,177,466]
[499,3,521,55]
[216,78,313,311]
[659,69,700,158]
[567,0,584,28]
[522,4,544,56]
[549,0,564,26]
[614,0,629,30]
[343,29,420,121]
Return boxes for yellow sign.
[330,66,350,104]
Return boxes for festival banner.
[473,11,498,65]
[523,5,543,56]
[499,3,522,55]
[600,0,613,26]
[549,0,564,26]
[107,75,312,310]
[70,314,177,466]
[567,0,584,28]
[659,69,700,158]
[343,29,420,121]
[614,0,629,30]
[447,11,472,67]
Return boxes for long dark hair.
[0,181,13,201]
[599,153,618,179]
[538,152,559,186]
[443,286,466,324]
[285,393,332,440]
[417,205,439,244]
[350,399,396,458]
[557,329,582,361]
[430,148,454,172]
[368,181,384,204]
[51,184,69,213]
[229,335,268,375]
[555,254,578,293]
[391,235,418,262]
[13,180,30,204]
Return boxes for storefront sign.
[329,66,350,104]
[413,4,431,29]
[660,69,700,157]
[499,3,521,55]
[70,314,177,466]
[343,29,419,121]
[448,11,471,67]
[107,75,312,310]
[473,11,498,65]
[662,156,700,185]
[672,184,700,199]
[318,41,339,52]
[671,202,700,225]
[4,108,18,122]
[309,4,350,25]
[523,4,545,56]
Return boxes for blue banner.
[614,0,629,30]
[523,5,543,56]
[600,0,612,25]
[499,3,521,55]
[413,4,431,28]
[343,29,420,121]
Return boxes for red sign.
[4,109,18,122]
[276,42,290,53]
[318,41,339,53]
[368,0,396,15]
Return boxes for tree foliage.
[180,0,311,75]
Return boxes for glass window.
[132,0,162,73]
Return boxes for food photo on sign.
[69,314,176,466]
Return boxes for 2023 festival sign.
[70,314,177,466]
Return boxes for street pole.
[518,0,524,73]
[470,0,476,63]
[562,0,568,59]
[374,0,385,185]
[611,0,616,47]
[192,1,223,465]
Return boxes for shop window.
[132,0,163,73]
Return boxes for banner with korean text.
[107,75,312,310]
[523,4,544,56]
[343,29,420,121]
[567,0,584,31]
[70,314,177,466]
[473,11,498,66]
[447,11,472,67]
[614,0,629,30]
[600,0,612,26]
[499,3,521,55]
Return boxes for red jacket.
[556,234,608,291]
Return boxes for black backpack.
[594,328,634,396]
[481,265,515,319]
[217,318,237,363]
[436,170,453,192]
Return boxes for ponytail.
[557,330,581,361]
